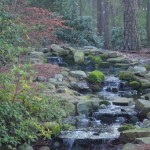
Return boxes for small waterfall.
[47,56,62,64]
[63,138,75,150]
[104,76,121,93]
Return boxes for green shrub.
[87,70,105,84]
[129,81,141,89]
[56,16,104,48]
[43,122,61,136]
[118,124,135,132]
[62,123,75,131]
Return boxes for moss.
[87,70,105,84]
[100,54,108,60]
[129,81,141,89]
[88,54,102,65]
[119,71,135,81]
[118,124,135,132]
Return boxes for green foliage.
[62,123,75,131]
[111,27,124,49]
[0,7,27,66]
[43,122,61,136]
[87,70,105,84]
[0,65,65,149]
[118,124,135,132]
[57,16,104,47]
[129,81,141,89]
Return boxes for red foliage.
[12,0,67,47]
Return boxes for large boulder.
[51,44,69,56]
[73,51,84,63]
[135,99,150,117]
[120,128,150,143]
[70,70,87,78]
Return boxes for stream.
[47,56,139,150]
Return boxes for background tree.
[147,0,150,47]
[123,0,140,51]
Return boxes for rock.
[99,104,107,109]
[83,46,99,54]
[136,78,150,88]
[30,51,44,59]
[70,70,87,78]
[47,83,56,90]
[35,48,50,53]
[51,44,68,56]
[122,143,150,150]
[73,51,84,63]
[145,72,150,79]
[37,76,47,82]
[135,99,150,117]
[48,78,57,84]
[134,65,147,74]
[70,81,90,91]
[135,137,150,144]
[112,97,133,106]
[107,51,121,58]
[18,143,33,150]
[38,146,50,150]
[147,112,150,120]
[30,58,43,64]
[120,128,150,143]
[114,63,130,68]
[107,57,131,64]
[77,100,99,115]
[54,74,63,82]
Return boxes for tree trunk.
[103,1,111,49]
[97,0,103,35]
[79,0,83,16]
[147,0,150,47]
[123,0,140,51]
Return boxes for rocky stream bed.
[18,45,150,150]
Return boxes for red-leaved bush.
[12,0,67,47]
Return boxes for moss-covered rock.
[118,124,135,132]
[129,81,141,89]
[119,71,135,81]
[87,70,105,84]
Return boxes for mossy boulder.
[87,70,105,84]
[119,71,135,81]
[73,51,85,64]
[129,81,141,89]
[120,128,150,143]
[118,124,135,132]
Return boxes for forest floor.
[120,48,150,64]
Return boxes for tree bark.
[147,0,150,47]
[103,0,111,49]
[97,0,103,35]
[79,0,83,16]
[123,0,140,51]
